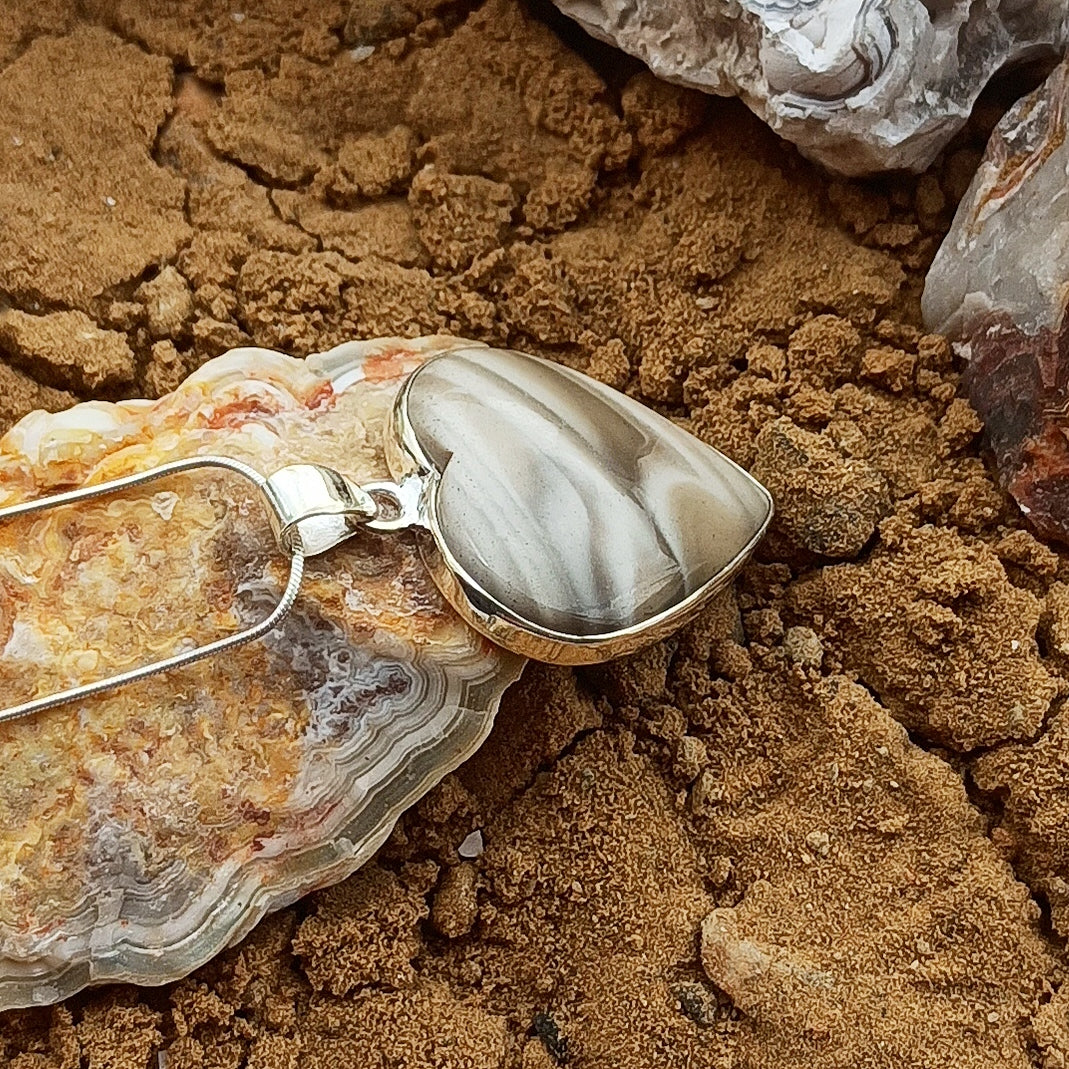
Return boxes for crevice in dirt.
[839,676,1069,959]
[507,719,606,808]
[966,764,1065,951]
[211,147,321,194]
[152,68,196,242]
[0,30,54,75]
[76,9,176,65]
[523,0,642,103]
[428,0,495,44]
[265,188,326,253]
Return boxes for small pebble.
[672,980,719,1027]
[706,855,733,889]
[136,265,193,340]
[672,735,708,782]
[458,829,484,859]
[690,769,720,815]
[804,830,831,857]
[752,417,890,558]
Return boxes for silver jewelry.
[0,345,772,725]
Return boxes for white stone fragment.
[550,0,1069,175]
[458,829,485,859]
[924,59,1069,340]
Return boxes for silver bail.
[261,463,378,555]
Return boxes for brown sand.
[1,3,1067,1067]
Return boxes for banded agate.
[0,337,523,1009]
[551,0,1068,175]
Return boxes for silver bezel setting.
[385,351,774,666]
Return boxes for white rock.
[924,58,1069,340]
[551,0,1069,175]
[458,829,485,859]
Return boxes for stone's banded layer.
[551,0,1068,175]
[0,336,523,1010]
[401,347,772,637]
[923,59,1069,341]
[923,60,1069,543]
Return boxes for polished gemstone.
[399,347,773,639]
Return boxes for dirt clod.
[0,310,135,393]
[753,417,890,558]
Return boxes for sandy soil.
[1,2,1068,1067]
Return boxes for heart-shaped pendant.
[386,346,773,663]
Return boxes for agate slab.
[551,0,1069,175]
[923,59,1069,543]
[0,336,523,1009]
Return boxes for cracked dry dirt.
[1,2,1069,1067]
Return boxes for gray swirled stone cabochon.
[404,347,772,636]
